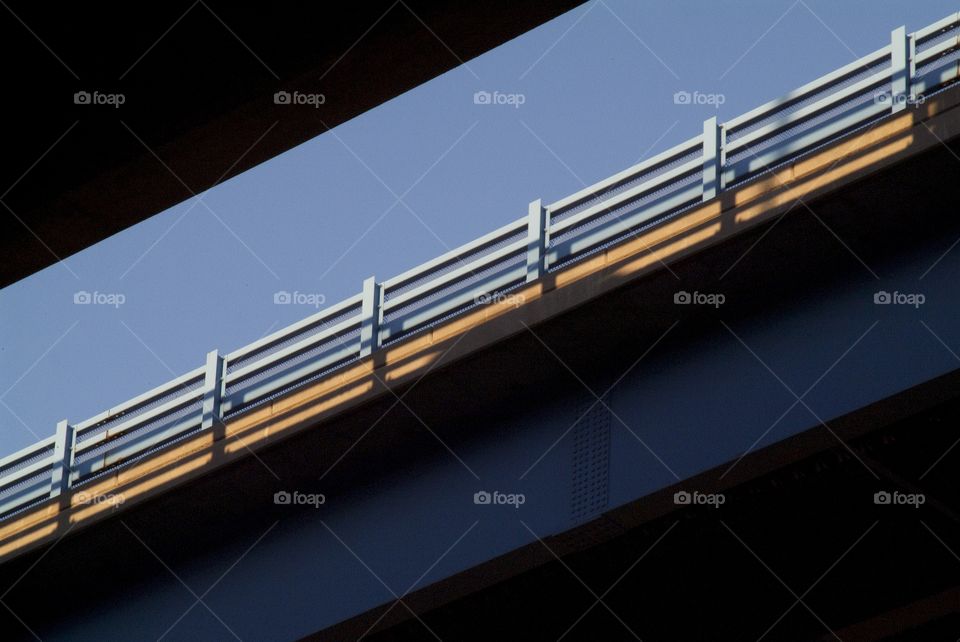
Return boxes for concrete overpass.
[2,13,960,641]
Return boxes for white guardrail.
[2,14,959,520]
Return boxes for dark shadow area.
[358,377,960,641]
[0,0,583,287]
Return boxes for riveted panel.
[570,396,611,525]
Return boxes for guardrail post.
[50,419,74,500]
[890,26,911,113]
[202,349,224,439]
[360,276,382,357]
[526,199,547,281]
[702,116,723,200]
[908,30,916,87]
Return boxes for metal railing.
[3,14,959,520]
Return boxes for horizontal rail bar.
[74,390,203,455]
[550,157,702,237]
[383,238,528,312]
[221,342,360,414]
[725,99,889,185]
[224,314,362,386]
[548,135,702,214]
[915,34,960,67]
[725,45,890,134]
[73,415,204,479]
[725,70,890,154]
[0,484,49,517]
[73,367,205,434]
[912,64,960,97]
[225,293,363,363]
[914,12,960,45]
[383,218,527,293]
[381,266,527,341]
[0,457,54,493]
[0,436,55,472]
[546,183,702,267]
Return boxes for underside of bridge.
[0,0,582,287]
[315,133,960,641]
[353,374,960,641]
[1,100,959,639]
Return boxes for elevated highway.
[2,14,960,640]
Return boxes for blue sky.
[1,0,956,457]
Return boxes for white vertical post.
[702,116,723,201]
[891,26,911,113]
[50,419,74,499]
[360,276,382,357]
[908,30,916,86]
[526,199,547,281]
[202,349,224,439]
